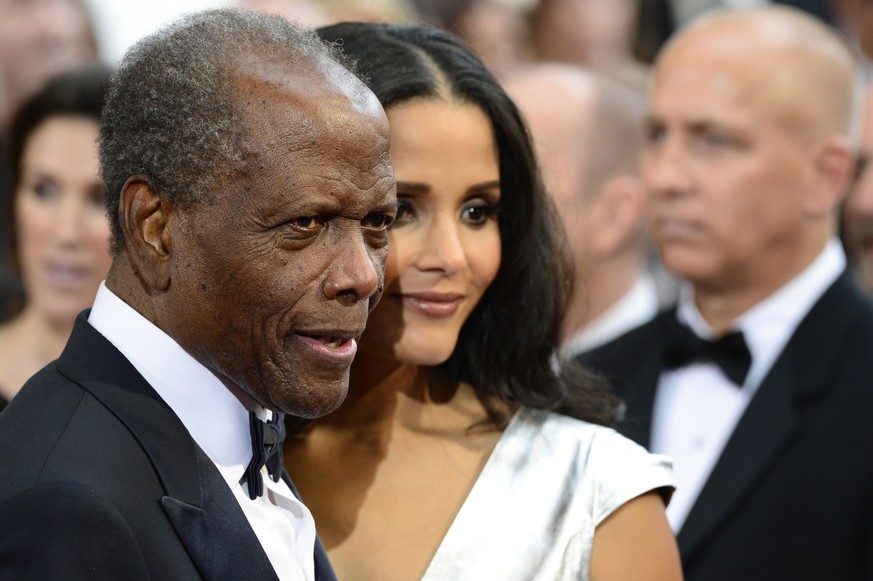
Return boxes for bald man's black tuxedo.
[0,313,336,580]
[579,270,873,580]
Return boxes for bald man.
[504,64,658,356]
[580,7,873,580]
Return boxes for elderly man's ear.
[118,178,175,293]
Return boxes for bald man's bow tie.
[663,316,752,387]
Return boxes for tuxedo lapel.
[677,358,798,559]
[618,350,661,448]
[161,447,278,581]
[677,271,858,561]
[56,314,277,580]
[626,313,676,448]
[580,311,673,448]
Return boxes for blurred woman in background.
[0,64,112,408]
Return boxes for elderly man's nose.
[322,234,381,305]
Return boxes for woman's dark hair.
[317,22,621,426]
[0,62,112,320]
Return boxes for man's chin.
[270,382,349,418]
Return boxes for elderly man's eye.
[288,215,324,232]
[361,211,395,231]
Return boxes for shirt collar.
[677,239,845,389]
[88,282,264,480]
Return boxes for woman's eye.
[361,211,395,231]
[31,180,59,201]
[392,199,416,227]
[461,200,499,226]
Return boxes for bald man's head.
[643,5,857,303]
[657,6,856,139]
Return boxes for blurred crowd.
[5,0,873,327]
[2,0,873,578]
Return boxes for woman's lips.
[398,292,464,318]
[43,261,91,290]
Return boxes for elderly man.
[504,64,658,356]
[0,9,396,580]
[580,6,873,580]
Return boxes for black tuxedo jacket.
[0,313,336,580]
[579,270,873,580]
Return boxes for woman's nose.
[51,193,86,246]
[416,217,467,276]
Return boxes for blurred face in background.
[0,0,95,120]
[863,4,873,60]
[642,32,820,294]
[15,115,110,326]
[843,88,873,293]
[532,0,638,66]
[453,0,531,75]
[834,0,873,60]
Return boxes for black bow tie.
[243,411,286,500]
[662,315,752,386]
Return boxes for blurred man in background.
[505,64,658,356]
[581,6,873,579]
[843,85,873,293]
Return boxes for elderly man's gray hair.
[99,9,352,253]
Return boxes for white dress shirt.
[88,282,316,581]
[651,239,845,531]
[562,273,660,357]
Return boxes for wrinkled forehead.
[229,52,388,146]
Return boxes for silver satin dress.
[421,407,674,580]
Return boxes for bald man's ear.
[589,175,647,258]
[807,135,853,216]
[118,177,174,293]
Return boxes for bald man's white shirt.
[651,239,845,531]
